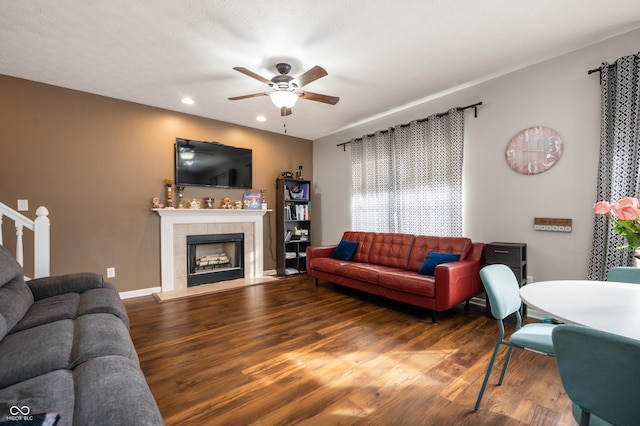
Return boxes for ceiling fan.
[228,63,339,116]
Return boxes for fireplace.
[153,208,269,293]
[187,233,244,287]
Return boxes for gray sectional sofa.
[0,245,163,425]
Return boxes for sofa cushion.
[309,257,348,275]
[77,287,130,328]
[341,232,376,263]
[0,370,74,426]
[339,263,404,285]
[0,246,22,288]
[332,240,358,261]
[0,246,34,341]
[27,272,104,300]
[73,356,164,426]
[0,320,74,389]
[11,293,80,333]
[379,270,436,297]
[0,279,34,340]
[418,252,460,276]
[367,233,415,269]
[0,316,6,344]
[70,314,138,369]
[407,236,472,272]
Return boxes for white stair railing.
[0,202,50,278]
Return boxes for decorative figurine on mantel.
[164,179,174,208]
[260,189,267,209]
[152,197,163,209]
[204,197,215,209]
[176,185,186,208]
[221,197,233,209]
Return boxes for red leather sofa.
[306,231,485,322]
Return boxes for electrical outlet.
[106,267,115,278]
[17,199,28,211]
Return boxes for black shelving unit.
[276,178,312,276]
[484,242,527,322]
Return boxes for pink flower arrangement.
[594,197,640,251]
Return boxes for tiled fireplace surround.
[154,209,269,292]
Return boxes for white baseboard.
[119,286,161,299]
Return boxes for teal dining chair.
[552,324,640,426]
[606,266,640,284]
[474,264,556,410]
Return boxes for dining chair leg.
[475,340,503,410]
[498,345,515,385]
[579,409,590,426]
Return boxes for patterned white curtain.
[394,109,464,236]
[351,130,394,232]
[588,53,640,280]
[351,108,465,235]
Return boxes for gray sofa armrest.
[27,272,105,300]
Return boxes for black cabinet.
[485,242,527,321]
[276,178,312,276]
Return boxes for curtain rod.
[336,101,482,150]
[588,52,640,74]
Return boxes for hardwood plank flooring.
[124,275,574,425]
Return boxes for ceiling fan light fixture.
[269,90,299,108]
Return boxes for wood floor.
[124,275,574,425]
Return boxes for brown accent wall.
[0,74,312,292]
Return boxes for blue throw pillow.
[332,240,359,261]
[418,252,460,276]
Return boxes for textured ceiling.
[1,1,640,140]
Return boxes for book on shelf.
[287,228,308,241]
[285,251,297,259]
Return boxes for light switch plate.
[17,200,28,211]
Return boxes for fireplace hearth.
[187,233,244,287]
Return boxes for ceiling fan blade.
[300,91,340,105]
[233,67,273,85]
[228,93,268,101]
[295,65,328,87]
[281,106,292,116]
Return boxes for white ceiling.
[1,1,639,141]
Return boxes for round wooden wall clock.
[505,126,563,175]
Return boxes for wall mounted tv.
[175,138,252,189]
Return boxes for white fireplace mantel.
[153,208,270,292]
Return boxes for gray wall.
[312,28,640,283]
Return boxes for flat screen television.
[175,138,252,189]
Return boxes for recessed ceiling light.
[181,97,194,105]
[256,115,267,122]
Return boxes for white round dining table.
[519,280,640,341]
